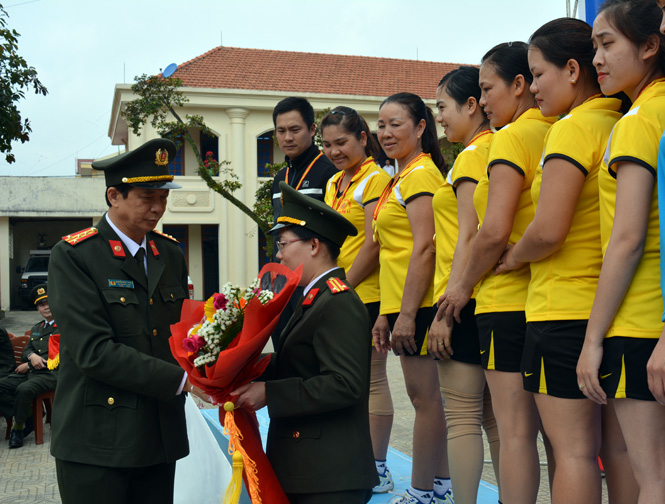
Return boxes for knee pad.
[440,386,484,439]
[369,358,393,416]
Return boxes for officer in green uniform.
[0,284,58,448]
[48,138,205,504]
[234,182,378,504]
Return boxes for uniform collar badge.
[149,240,159,257]
[302,288,319,306]
[109,240,126,258]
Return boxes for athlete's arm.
[496,157,585,272]
[391,195,435,356]
[577,162,654,404]
[345,201,380,288]
[442,163,522,324]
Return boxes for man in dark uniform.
[48,138,205,504]
[234,182,378,504]
[0,284,58,448]
[270,97,338,344]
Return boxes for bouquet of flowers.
[183,279,275,373]
[170,262,301,504]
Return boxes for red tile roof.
[171,46,463,100]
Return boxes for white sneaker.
[433,488,455,504]
[373,467,395,493]
[388,490,433,504]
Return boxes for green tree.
[0,3,47,163]
[121,74,270,238]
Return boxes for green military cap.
[91,138,182,189]
[268,181,357,247]
[31,283,48,306]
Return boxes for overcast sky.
[1,0,575,177]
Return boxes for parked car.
[17,250,51,310]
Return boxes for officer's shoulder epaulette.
[62,227,99,246]
[152,229,179,243]
[326,277,349,294]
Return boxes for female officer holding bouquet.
[234,182,377,504]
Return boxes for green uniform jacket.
[47,216,189,468]
[263,268,378,494]
[23,320,57,370]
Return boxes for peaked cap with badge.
[30,283,48,306]
[92,138,182,189]
[269,181,357,247]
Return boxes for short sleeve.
[608,109,660,177]
[362,169,390,206]
[543,117,595,176]
[397,165,444,205]
[487,125,528,177]
[452,144,488,187]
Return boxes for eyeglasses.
[276,238,304,251]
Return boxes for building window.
[201,131,219,170]
[257,133,274,177]
[168,136,184,176]
[162,225,188,267]
[201,225,219,299]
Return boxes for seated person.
[0,284,58,448]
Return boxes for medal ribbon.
[331,157,374,211]
[285,152,323,190]
[372,152,430,222]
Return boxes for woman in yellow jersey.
[494,19,626,504]
[372,92,450,504]
[427,66,500,504]
[441,42,555,504]
[577,0,665,500]
[320,106,394,494]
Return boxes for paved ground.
[0,308,610,503]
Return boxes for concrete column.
[0,217,10,311]
[225,108,250,284]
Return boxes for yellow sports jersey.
[325,157,390,304]
[599,79,665,339]
[473,107,556,314]
[526,96,622,322]
[433,130,493,303]
[374,153,445,315]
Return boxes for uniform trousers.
[0,371,56,424]
[56,459,176,504]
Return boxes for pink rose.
[182,337,199,353]
[192,336,206,351]
[213,293,228,311]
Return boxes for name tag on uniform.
[108,279,135,289]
